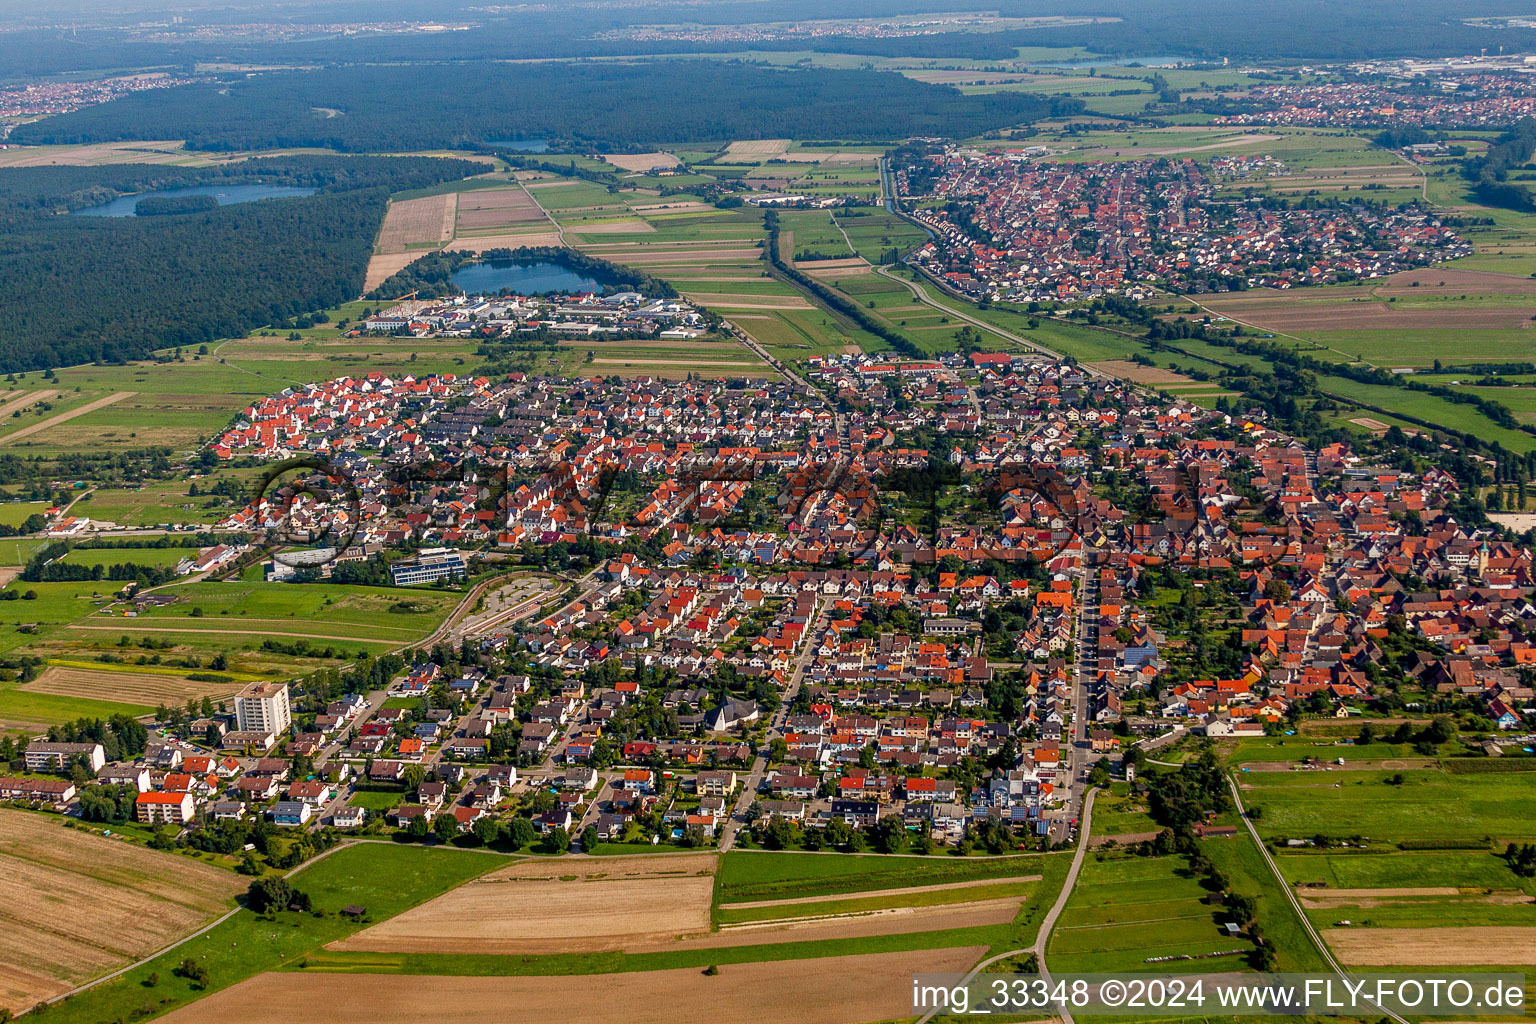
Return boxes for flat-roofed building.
[235,681,291,735]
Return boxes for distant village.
[894,147,1469,301]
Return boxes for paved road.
[719,596,826,851]
[914,786,1099,1024]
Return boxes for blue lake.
[450,258,617,295]
[73,184,317,217]
[484,138,550,152]
[1031,55,1188,69]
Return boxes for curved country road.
[915,786,1099,1024]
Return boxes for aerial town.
[9,343,1528,860]
[895,147,1470,300]
[5,4,1536,1019]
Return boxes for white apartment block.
[235,681,292,735]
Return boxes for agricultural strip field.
[1047,850,1256,974]
[1207,297,1536,332]
[0,809,244,1013]
[21,663,245,707]
[452,185,545,234]
[601,152,682,172]
[154,947,987,1024]
[374,194,456,255]
[1236,766,1536,843]
[331,854,718,954]
[715,850,1051,902]
[1323,926,1536,967]
[24,843,503,1024]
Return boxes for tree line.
[0,156,479,373]
[14,62,1075,153]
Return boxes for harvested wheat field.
[22,664,243,707]
[1200,293,1536,331]
[602,152,682,172]
[158,947,986,1024]
[1090,360,1199,385]
[642,896,1023,952]
[0,810,243,1012]
[725,139,791,159]
[375,194,457,255]
[1325,926,1536,966]
[332,853,717,954]
[363,253,421,294]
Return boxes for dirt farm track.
[156,948,988,1024]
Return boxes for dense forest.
[12,62,1078,152]
[1464,119,1536,213]
[0,155,480,373]
[0,0,1529,81]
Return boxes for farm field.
[1323,926,1536,967]
[1238,766,1536,844]
[714,876,1040,924]
[374,194,456,254]
[21,662,246,708]
[1275,848,1536,893]
[1047,851,1255,974]
[0,307,480,457]
[0,576,462,726]
[332,854,719,954]
[24,843,502,1024]
[0,809,244,1014]
[715,850,1054,903]
[452,184,546,234]
[153,947,987,1024]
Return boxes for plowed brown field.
[155,947,988,1024]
